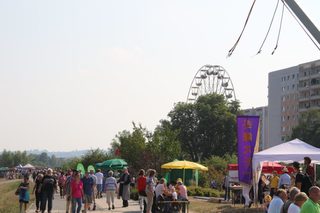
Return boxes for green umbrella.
[76,163,85,175]
[96,158,128,170]
[87,165,95,173]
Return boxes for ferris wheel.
[186,65,236,103]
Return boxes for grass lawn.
[0,179,34,213]
[189,198,265,213]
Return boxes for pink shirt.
[71,180,83,198]
[178,185,188,200]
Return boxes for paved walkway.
[27,193,141,213]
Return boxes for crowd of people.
[15,166,189,213]
[254,157,319,213]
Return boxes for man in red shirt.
[304,157,315,183]
[136,169,147,213]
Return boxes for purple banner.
[237,116,259,184]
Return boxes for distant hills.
[26,149,89,158]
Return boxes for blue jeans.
[72,198,82,213]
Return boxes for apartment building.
[268,59,320,148]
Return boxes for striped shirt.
[105,177,117,191]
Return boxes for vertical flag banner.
[237,115,260,184]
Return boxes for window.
[292,74,295,79]
[282,126,286,132]
[287,75,290,80]
[292,84,295,90]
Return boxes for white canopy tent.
[22,163,35,169]
[252,138,320,202]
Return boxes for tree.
[291,109,320,147]
[146,120,181,172]
[81,148,109,169]
[168,94,240,161]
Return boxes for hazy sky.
[0,0,319,151]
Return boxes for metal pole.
[283,0,320,46]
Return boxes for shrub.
[187,186,223,198]
[130,187,139,200]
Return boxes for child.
[18,175,30,213]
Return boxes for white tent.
[22,163,35,169]
[252,138,320,201]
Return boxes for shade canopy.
[161,160,208,171]
[252,138,320,202]
[22,164,35,169]
[96,158,128,170]
[228,162,294,174]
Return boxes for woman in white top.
[288,192,308,213]
[146,169,156,213]
[155,178,166,199]
[104,170,117,210]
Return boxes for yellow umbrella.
[161,160,208,184]
[161,160,208,171]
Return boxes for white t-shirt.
[155,183,165,198]
[95,172,103,185]
[172,191,178,200]
[288,203,300,213]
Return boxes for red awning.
[227,162,294,174]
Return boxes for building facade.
[268,59,320,148]
[243,106,268,150]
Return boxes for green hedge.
[130,186,223,200]
[187,186,223,197]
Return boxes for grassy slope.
[188,198,265,213]
[0,179,34,213]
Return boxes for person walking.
[137,169,147,213]
[32,173,43,213]
[95,169,104,199]
[40,168,57,213]
[18,175,30,213]
[65,169,74,213]
[82,171,94,212]
[70,171,83,213]
[58,171,66,199]
[104,170,117,210]
[118,167,131,207]
[89,170,97,210]
[223,174,230,201]
[145,169,156,213]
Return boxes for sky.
[0,0,319,151]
